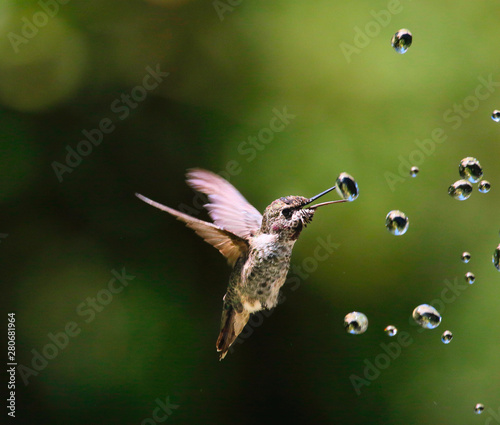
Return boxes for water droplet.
[391,29,412,54]
[492,244,500,271]
[478,180,491,193]
[384,325,397,337]
[410,166,419,177]
[459,157,483,183]
[461,252,471,263]
[448,180,473,201]
[385,210,409,236]
[335,172,359,202]
[492,110,500,122]
[465,272,475,284]
[441,330,453,344]
[412,304,441,329]
[475,403,485,414]
[344,311,368,335]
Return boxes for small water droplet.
[410,166,419,177]
[335,172,359,202]
[412,304,441,329]
[441,330,453,344]
[492,110,500,122]
[448,179,473,201]
[492,244,500,271]
[459,157,483,183]
[385,210,409,236]
[384,325,397,337]
[478,180,491,193]
[461,252,471,263]
[475,403,485,414]
[391,29,412,54]
[344,311,368,335]
[465,272,475,284]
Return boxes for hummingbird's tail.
[216,304,250,361]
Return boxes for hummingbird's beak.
[303,186,347,209]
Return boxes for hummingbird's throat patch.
[291,220,303,240]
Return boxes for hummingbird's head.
[261,196,312,240]
[261,187,347,241]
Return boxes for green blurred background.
[2,0,500,424]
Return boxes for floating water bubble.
[385,210,409,236]
[459,157,483,183]
[441,330,453,344]
[492,244,500,271]
[492,110,500,122]
[384,325,397,337]
[461,252,471,263]
[465,272,475,284]
[344,311,368,335]
[335,173,359,202]
[478,180,491,193]
[448,180,473,201]
[475,403,485,414]
[391,29,412,54]
[410,166,419,177]
[412,304,441,329]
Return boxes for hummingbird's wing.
[186,169,263,240]
[136,193,248,267]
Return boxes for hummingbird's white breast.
[238,232,296,312]
[250,233,279,253]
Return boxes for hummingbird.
[136,169,353,360]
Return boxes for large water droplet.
[461,252,471,263]
[385,210,409,236]
[410,166,419,177]
[441,330,453,344]
[344,311,368,335]
[475,403,485,414]
[478,180,491,193]
[391,29,412,54]
[412,304,441,329]
[492,244,500,271]
[448,180,473,200]
[465,272,475,284]
[492,110,500,122]
[384,325,397,337]
[459,157,483,183]
[335,172,359,202]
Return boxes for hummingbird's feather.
[136,193,248,266]
[186,169,263,240]
[216,303,250,360]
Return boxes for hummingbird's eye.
[281,208,293,220]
